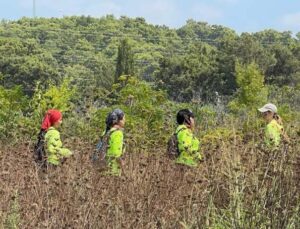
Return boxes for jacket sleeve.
[47,130,72,158]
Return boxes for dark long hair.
[105,109,125,133]
[176,109,194,125]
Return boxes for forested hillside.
[1,16,300,102]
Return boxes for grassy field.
[0,132,299,228]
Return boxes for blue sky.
[1,0,300,34]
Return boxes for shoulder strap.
[106,127,121,136]
[175,127,185,136]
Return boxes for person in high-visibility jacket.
[258,103,289,149]
[175,109,201,167]
[41,109,72,166]
[103,109,125,176]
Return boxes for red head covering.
[41,109,62,130]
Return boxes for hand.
[61,157,67,164]
[197,153,203,161]
[119,158,125,167]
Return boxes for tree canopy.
[0,16,299,103]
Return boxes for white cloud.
[21,0,84,16]
[145,0,175,13]
[81,0,179,27]
[191,3,223,22]
[281,12,300,29]
[16,0,178,26]
[52,0,178,27]
[21,0,122,18]
[126,0,179,27]
[14,0,223,27]
[81,1,122,17]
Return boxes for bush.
[229,62,268,114]
[0,86,28,140]
[90,76,172,150]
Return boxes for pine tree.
[115,39,134,82]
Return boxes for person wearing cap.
[258,103,286,149]
[41,109,72,166]
[102,109,125,176]
[175,109,201,167]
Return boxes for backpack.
[167,128,184,159]
[91,129,117,166]
[34,129,47,166]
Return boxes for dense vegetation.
[1,16,300,101]
[0,16,299,228]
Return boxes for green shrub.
[90,76,172,150]
[0,86,28,140]
[5,191,20,229]
[229,62,268,114]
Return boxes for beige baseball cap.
[258,103,277,113]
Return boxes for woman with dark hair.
[175,109,201,167]
[103,108,126,176]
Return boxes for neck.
[183,123,192,130]
[266,118,273,124]
[112,124,121,129]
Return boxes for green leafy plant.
[5,191,20,229]
[229,62,268,114]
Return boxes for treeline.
[0,15,299,104]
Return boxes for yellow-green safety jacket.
[175,125,201,167]
[45,127,72,165]
[264,119,283,149]
[105,128,124,159]
[104,128,124,176]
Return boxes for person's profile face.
[189,117,195,130]
[54,118,62,128]
[119,115,126,128]
[262,111,273,122]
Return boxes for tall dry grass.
[0,132,299,228]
